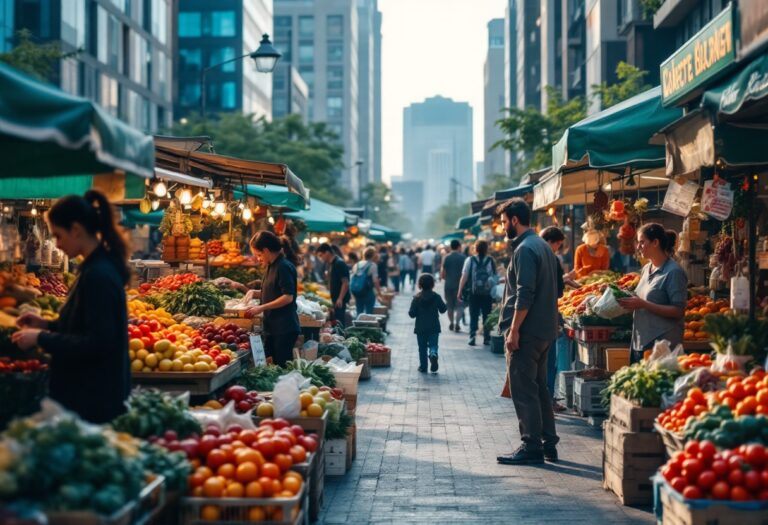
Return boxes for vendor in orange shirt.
[572,229,610,278]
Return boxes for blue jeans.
[416,332,439,370]
[547,334,571,398]
[391,275,401,292]
[354,292,376,316]
[469,295,493,340]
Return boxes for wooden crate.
[604,346,630,372]
[131,358,242,396]
[609,394,663,433]
[299,314,325,328]
[603,421,664,506]
[346,423,357,470]
[654,476,768,525]
[309,443,325,522]
[573,377,607,416]
[367,349,391,367]
[577,341,607,369]
[373,306,388,315]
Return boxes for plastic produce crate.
[573,377,607,416]
[575,326,614,343]
[181,483,307,525]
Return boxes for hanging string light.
[153,180,168,198]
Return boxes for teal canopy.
[234,184,308,212]
[0,62,154,179]
[367,223,401,243]
[286,198,357,232]
[440,232,464,243]
[552,87,683,171]
[122,208,163,228]
[701,53,768,118]
[456,213,480,230]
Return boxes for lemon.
[129,339,144,351]
[158,359,173,371]
[308,386,319,396]
[197,354,213,364]
[136,349,149,361]
[179,355,192,365]
[144,354,158,368]
[153,339,171,353]
[128,350,135,361]
[141,366,152,373]
[194,362,210,372]
[171,359,184,371]
[174,351,184,359]
[182,363,195,372]
[131,359,143,372]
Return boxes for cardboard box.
[604,346,630,372]
[610,394,663,433]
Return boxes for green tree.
[639,0,663,18]
[359,182,412,233]
[493,86,587,174]
[0,29,72,81]
[477,173,515,200]
[425,202,471,238]
[169,113,351,205]
[591,61,651,109]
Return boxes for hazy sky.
[379,0,507,185]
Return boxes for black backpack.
[470,256,494,296]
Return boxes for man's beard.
[506,227,517,240]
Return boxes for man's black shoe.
[468,337,476,346]
[417,366,427,373]
[497,446,544,465]
[483,338,490,346]
[429,355,438,372]
[543,446,558,462]
[449,323,455,331]
[454,325,461,333]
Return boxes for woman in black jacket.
[408,273,447,374]
[13,190,130,424]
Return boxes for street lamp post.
[200,33,281,123]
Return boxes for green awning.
[440,232,464,243]
[456,213,480,230]
[553,87,683,171]
[701,52,768,118]
[0,172,146,200]
[286,198,357,232]
[0,62,154,179]
[235,184,308,212]
[367,223,401,243]
[122,208,163,228]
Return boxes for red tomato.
[728,455,745,470]
[744,470,762,492]
[745,445,766,468]
[698,441,717,461]
[712,460,728,478]
[696,471,717,491]
[731,486,751,501]
[662,465,678,481]
[256,438,276,459]
[711,481,730,500]
[682,458,704,483]
[684,441,700,456]
[206,449,227,470]
[670,476,687,494]
[682,486,703,500]
[728,469,745,487]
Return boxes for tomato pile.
[0,359,47,373]
[366,343,390,353]
[678,353,713,372]
[661,440,768,501]
[658,387,711,433]
[138,273,201,294]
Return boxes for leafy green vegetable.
[343,337,367,361]
[112,389,201,439]
[704,313,768,356]
[160,282,225,317]
[138,442,191,492]
[602,363,679,407]
[284,359,336,387]
[238,364,284,391]
[344,327,384,344]
[325,410,353,440]
[609,284,632,299]
[484,306,500,334]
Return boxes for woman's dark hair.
[282,235,301,266]
[47,190,130,284]
[640,223,677,255]
[250,231,301,265]
[330,244,343,258]
[418,273,435,291]
[475,240,489,257]
[541,226,565,243]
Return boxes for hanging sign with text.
[701,179,734,221]
[662,179,699,217]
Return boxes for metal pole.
[749,175,757,321]
[200,69,207,124]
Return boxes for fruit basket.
[181,483,307,525]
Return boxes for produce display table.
[131,352,248,396]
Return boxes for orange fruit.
[274,453,293,473]
[270,507,284,521]
[217,463,235,479]
[189,472,206,487]
[270,479,282,495]
[197,466,213,479]
[245,481,264,498]
[200,505,220,521]
[278,490,294,498]
[289,445,307,464]
[203,476,225,498]
[261,462,280,479]
[235,448,260,465]
[236,461,259,483]
[224,481,245,498]
[283,476,302,495]
[258,476,276,497]
[283,471,303,482]
[192,486,204,497]
[248,507,267,521]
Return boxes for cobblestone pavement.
[319,286,654,524]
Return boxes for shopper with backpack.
[457,240,497,346]
[350,247,382,316]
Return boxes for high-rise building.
[403,96,473,221]
[483,18,506,186]
[3,0,173,132]
[618,0,674,87]
[561,0,587,101]
[585,0,627,114]
[540,0,562,110]
[390,177,424,228]
[175,0,274,121]
[503,0,517,177]
[516,0,541,110]
[274,0,381,197]
[357,0,382,185]
[272,63,309,121]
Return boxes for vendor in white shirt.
[419,245,436,275]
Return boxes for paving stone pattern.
[319,287,654,524]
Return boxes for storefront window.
[178,12,200,37]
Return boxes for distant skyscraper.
[403,96,473,221]
[540,0,562,110]
[4,0,173,132]
[585,0,627,114]
[391,177,424,227]
[175,0,274,121]
[274,0,380,197]
[516,0,541,110]
[357,0,382,185]
[504,0,518,176]
[475,161,485,191]
[562,0,587,102]
[483,18,506,186]
[272,63,309,121]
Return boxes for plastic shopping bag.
[592,287,630,319]
[647,340,684,372]
[272,371,311,418]
[712,342,754,373]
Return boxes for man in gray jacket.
[496,198,560,465]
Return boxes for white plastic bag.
[190,400,257,430]
[592,287,629,319]
[712,342,754,373]
[647,340,684,372]
[272,372,311,418]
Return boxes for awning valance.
[235,184,308,212]
[456,213,480,230]
[286,198,357,232]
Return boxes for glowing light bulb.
[202,199,211,209]
[214,202,226,215]
[153,181,167,197]
[238,202,245,210]
[242,207,253,221]
[268,216,275,225]
[151,200,160,211]
[179,189,192,205]
[30,207,38,216]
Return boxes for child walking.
[408,273,447,373]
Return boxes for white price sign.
[249,334,266,366]
[662,179,699,217]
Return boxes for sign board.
[662,179,699,217]
[249,334,266,366]
[661,4,735,106]
[739,0,768,60]
[701,179,734,221]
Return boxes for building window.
[327,15,343,37]
[210,11,236,37]
[275,16,292,28]
[299,42,313,64]
[180,83,200,107]
[210,46,236,72]
[327,96,342,118]
[275,35,292,62]
[179,47,201,73]
[178,12,200,37]
[327,40,343,62]
[221,81,236,109]
[327,65,343,90]
[299,66,314,89]
[298,16,314,37]
[152,0,167,45]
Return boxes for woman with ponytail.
[245,231,300,366]
[12,190,131,423]
[618,223,688,363]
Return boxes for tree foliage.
[359,183,412,233]
[639,0,663,19]
[591,61,651,110]
[168,113,351,205]
[0,29,72,82]
[425,202,471,238]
